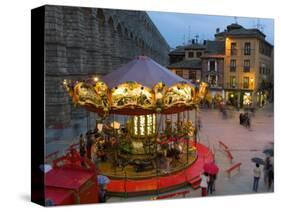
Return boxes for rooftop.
[169,42,206,56]
[204,40,225,55]
[215,23,266,39]
[168,59,202,69]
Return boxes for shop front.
[256,91,268,107]
[225,90,253,109]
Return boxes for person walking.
[207,174,217,194]
[98,186,107,203]
[253,163,261,192]
[79,134,86,157]
[268,163,274,190]
[197,117,202,131]
[239,113,243,125]
[264,156,271,185]
[200,172,209,196]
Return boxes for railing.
[226,48,255,56]
[224,83,253,90]
[230,66,236,72]
[208,84,223,89]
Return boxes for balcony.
[243,66,250,72]
[230,66,236,72]
[209,84,222,89]
[226,48,255,56]
[224,83,253,90]
[230,49,237,56]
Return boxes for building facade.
[201,41,225,99]
[168,41,225,103]
[168,42,204,83]
[215,23,274,108]
[44,5,170,127]
[168,23,273,108]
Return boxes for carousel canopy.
[102,56,193,88]
[63,56,208,115]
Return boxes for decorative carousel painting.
[31,4,274,207]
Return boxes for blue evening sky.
[147,11,274,49]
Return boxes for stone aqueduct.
[44,5,170,127]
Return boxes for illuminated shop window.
[132,114,156,137]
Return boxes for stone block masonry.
[44,5,170,127]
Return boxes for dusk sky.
[147,11,274,49]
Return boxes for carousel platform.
[106,143,213,196]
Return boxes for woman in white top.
[253,163,262,192]
[200,172,209,196]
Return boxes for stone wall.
[44,5,170,127]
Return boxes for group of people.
[79,125,118,166]
[252,156,274,192]
[200,172,217,197]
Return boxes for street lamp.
[93,76,99,82]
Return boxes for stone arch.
[112,15,120,30]
[107,16,114,30]
[146,22,151,32]
[96,8,105,25]
[124,27,129,37]
[140,39,144,48]
[117,23,123,36]
[134,36,138,47]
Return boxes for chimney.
[192,39,195,44]
[216,28,220,33]
[203,40,207,45]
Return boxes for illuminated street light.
[93,76,99,82]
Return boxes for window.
[244,60,250,72]
[243,77,249,89]
[231,42,237,55]
[230,59,236,72]
[189,70,196,81]
[209,61,216,71]
[209,75,217,87]
[196,52,202,58]
[188,52,194,58]
[244,42,251,55]
[176,70,183,77]
[230,76,236,88]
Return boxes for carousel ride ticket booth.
[64,56,212,196]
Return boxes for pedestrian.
[263,156,271,185]
[253,163,261,192]
[98,187,107,203]
[79,134,86,157]
[79,134,86,167]
[207,174,214,194]
[268,163,274,190]
[239,113,243,125]
[197,117,202,131]
[208,174,217,194]
[86,132,93,160]
[200,172,209,196]
[246,116,251,129]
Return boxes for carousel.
[63,56,212,196]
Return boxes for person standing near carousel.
[200,172,209,197]
[79,134,86,167]
[79,134,86,156]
